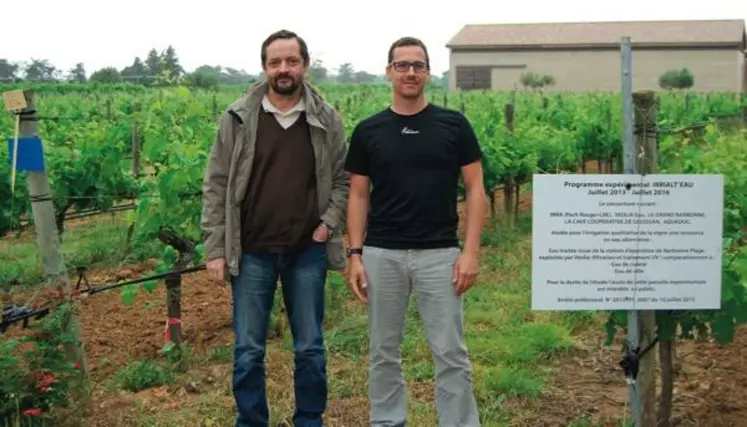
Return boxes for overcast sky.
[2,0,745,76]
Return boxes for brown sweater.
[240,110,319,254]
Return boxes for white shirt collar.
[262,95,305,117]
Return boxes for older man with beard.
[344,36,487,426]
[201,29,349,427]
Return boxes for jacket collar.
[228,80,327,130]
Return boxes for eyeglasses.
[391,61,429,73]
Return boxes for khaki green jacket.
[201,80,349,276]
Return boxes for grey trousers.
[362,245,481,427]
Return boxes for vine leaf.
[120,284,139,306]
[711,312,735,344]
[142,280,158,293]
[721,269,737,302]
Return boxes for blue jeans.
[230,242,328,427]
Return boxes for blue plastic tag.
[7,136,45,172]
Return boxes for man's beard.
[271,74,302,95]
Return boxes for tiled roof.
[446,19,746,49]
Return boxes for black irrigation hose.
[85,264,206,296]
[0,264,207,334]
[1,305,50,334]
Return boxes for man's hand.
[312,222,329,242]
[453,251,479,295]
[346,257,368,303]
[207,257,226,283]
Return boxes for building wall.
[449,48,745,93]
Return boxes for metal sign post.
[620,35,642,426]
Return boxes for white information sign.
[531,174,724,311]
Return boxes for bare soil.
[78,263,235,379]
[520,324,747,427]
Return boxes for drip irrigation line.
[85,264,206,296]
[0,264,206,334]
[1,305,50,334]
[620,335,660,382]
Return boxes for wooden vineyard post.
[212,92,218,119]
[105,98,112,121]
[122,102,141,256]
[632,90,660,427]
[164,272,184,370]
[503,103,515,228]
[132,102,141,178]
[5,89,90,388]
[156,229,194,370]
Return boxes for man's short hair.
[387,36,430,68]
[261,29,310,66]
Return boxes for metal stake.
[620,35,642,427]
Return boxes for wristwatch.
[347,248,363,257]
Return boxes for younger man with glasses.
[344,36,487,426]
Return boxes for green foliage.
[89,67,121,84]
[661,127,747,343]
[1,83,745,352]
[114,359,174,392]
[606,127,747,345]
[659,68,695,90]
[118,245,181,305]
[0,85,743,277]
[519,72,556,90]
[0,304,83,424]
[0,82,149,95]
[0,84,744,427]
[183,71,219,90]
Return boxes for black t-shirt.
[343,103,483,250]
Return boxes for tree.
[184,70,218,90]
[24,59,58,81]
[0,59,20,81]
[68,63,86,82]
[145,49,162,76]
[162,45,183,78]
[519,72,555,92]
[121,57,148,83]
[438,70,450,88]
[354,70,376,83]
[89,67,121,83]
[307,59,328,84]
[336,63,355,83]
[189,65,256,85]
[659,68,694,90]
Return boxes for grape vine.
[1,84,745,338]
